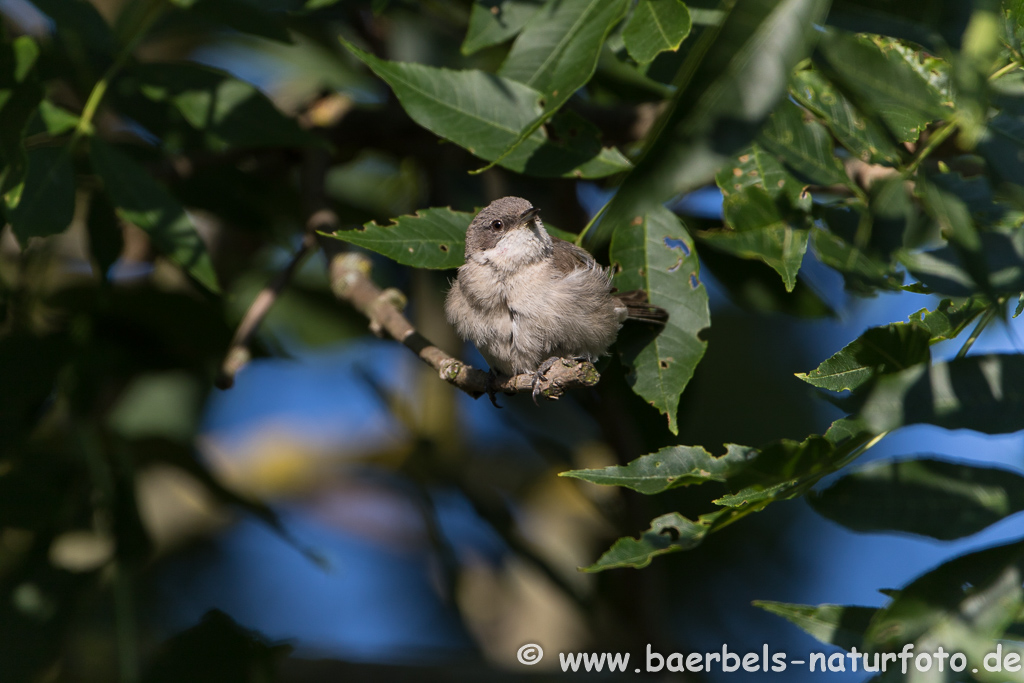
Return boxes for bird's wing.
[551,236,600,275]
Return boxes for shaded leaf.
[90,140,219,293]
[590,0,830,247]
[809,227,904,294]
[701,185,809,291]
[857,354,1024,434]
[0,36,43,197]
[342,41,631,178]
[610,205,710,433]
[790,68,902,165]
[716,143,808,208]
[186,0,293,44]
[126,63,321,150]
[757,98,851,187]
[86,191,124,281]
[754,601,878,650]
[30,0,116,56]
[7,146,76,243]
[809,457,1024,540]
[329,207,471,270]
[864,539,1024,659]
[817,30,948,143]
[798,324,932,393]
[462,0,545,56]
[623,0,692,66]
[900,231,1024,297]
[491,0,630,166]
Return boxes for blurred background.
[2,0,1023,681]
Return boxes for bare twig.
[215,231,317,389]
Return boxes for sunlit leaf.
[490,0,630,167]
[462,0,544,55]
[560,444,740,494]
[328,207,471,270]
[623,0,692,66]
[610,205,710,433]
[342,41,631,178]
[582,512,711,571]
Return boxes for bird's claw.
[531,356,562,405]
[486,369,502,409]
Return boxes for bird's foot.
[531,356,563,405]
[486,369,503,409]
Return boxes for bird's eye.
[490,219,503,231]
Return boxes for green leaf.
[716,143,809,208]
[7,146,76,244]
[489,0,630,168]
[328,207,471,270]
[37,100,80,136]
[90,139,220,293]
[0,36,44,197]
[798,324,932,393]
[186,0,293,44]
[789,69,902,165]
[757,99,851,187]
[108,372,204,442]
[864,539,1024,659]
[622,0,692,66]
[610,205,710,433]
[809,458,1024,540]
[809,227,904,294]
[900,231,1024,297]
[754,602,877,651]
[30,0,116,56]
[701,185,809,291]
[817,30,948,143]
[87,192,124,281]
[462,0,545,56]
[978,113,1024,187]
[582,512,710,571]
[560,444,741,494]
[126,63,321,150]
[857,354,1024,434]
[908,297,989,340]
[342,41,631,178]
[1017,292,1024,318]
[589,0,830,248]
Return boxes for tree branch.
[318,230,600,401]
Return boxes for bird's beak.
[518,207,541,226]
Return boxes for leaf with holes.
[560,444,746,494]
[610,205,710,434]
[90,140,219,293]
[582,512,712,571]
[328,208,472,270]
[701,185,809,292]
[342,41,630,178]
[623,0,692,66]
[715,143,808,208]
[462,0,545,55]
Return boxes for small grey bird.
[445,196,667,402]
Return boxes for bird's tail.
[615,289,669,324]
